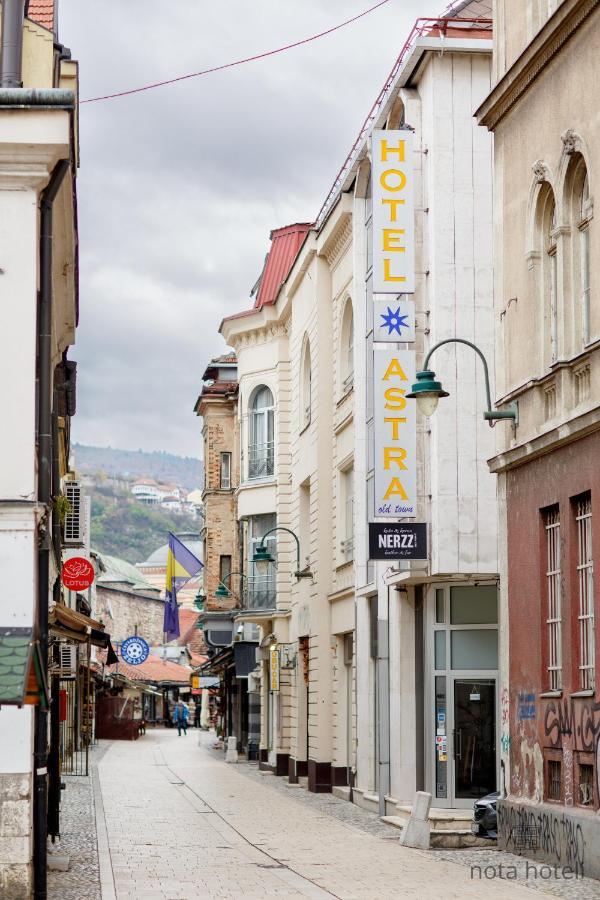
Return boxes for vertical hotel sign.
[374,351,416,518]
[372,130,414,294]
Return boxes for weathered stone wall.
[95,586,165,645]
[0,773,31,899]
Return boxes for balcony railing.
[244,575,277,610]
[248,441,275,479]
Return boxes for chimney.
[0,0,25,87]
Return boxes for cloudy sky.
[60,0,441,458]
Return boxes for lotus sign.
[61,557,94,591]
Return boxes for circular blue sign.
[121,636,150,666]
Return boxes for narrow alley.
[47,731,596,900]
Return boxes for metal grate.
[576,495,594,690]
[545,507,562,691]
[579,763,594,806]
[63,480,83,544]
[548,759,561,801]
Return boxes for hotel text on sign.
[372,130,414,294]
[373,348,416,519]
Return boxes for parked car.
[471,791,499,838]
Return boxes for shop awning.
[200,646,233,676]
[49,603,109,648]
[0,627,49,709]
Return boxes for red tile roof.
[253,223,312,309]
[107,655,192,684]
[27,1,54,31]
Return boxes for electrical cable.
[80,0,392,104]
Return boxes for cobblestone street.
[45,731,600,900]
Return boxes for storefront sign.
[61,556,94,591]
[270,645,279,692]
[373,298,415,343]
[373,348,416,518]
[372,129,414,293]
[368,523,427,560]
[120,636,150,666]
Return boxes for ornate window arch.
[300,335,312,428]
[339,297,354,396]
[530,169,558,369]
[248,385,274,478]
[561,144,592,349]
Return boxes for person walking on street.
[173,700,189,736]
[194,702,201,728]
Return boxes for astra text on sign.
[373,348,416,518]
[372,130,414,294]
[369,523,427,560]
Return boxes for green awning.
[0,628,49,709]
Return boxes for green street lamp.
[214,571,247,602]
[406,338,518,425]
[194,588,206,612]
[252,527,312,580]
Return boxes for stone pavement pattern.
[95,730,552,900]
[47,772,101,900]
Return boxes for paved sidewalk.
[94,730,551,900]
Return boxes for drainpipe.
[377,574,390,817]
[33,158,69,900]
[0,0,25,87]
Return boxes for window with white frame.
[544,506,562,691]
[580,171,591,345]
[340,465,354,563]
[548,202,558,364]
[301,337,312,428]
[535,181,558,369]
[340,300,354,396]
[248,386,274,479]
[576,494,594,690]
[248,513,277,609]
[220,452,231,489]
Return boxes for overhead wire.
[80,0,392,104]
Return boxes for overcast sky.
[61,0,441,458]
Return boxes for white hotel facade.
[216,1,501,827]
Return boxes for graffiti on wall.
[501,687,510,754]
[499,803,585,876]
[517,692,536,720]
[543,697,600,752]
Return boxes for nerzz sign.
[372,130,414,294]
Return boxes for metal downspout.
[0,0,25,87]
[377,578,390,817]
[33,158,69,900]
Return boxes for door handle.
[453,728,462,760]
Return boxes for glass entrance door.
[452,678,496,802]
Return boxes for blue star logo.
[380,306,409,337]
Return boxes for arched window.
[248,386,274,478]
[580,170,591,345]
[563,150,591,351]
[301,338,312,427]
[340,300,354,396]
[534,181,558,367]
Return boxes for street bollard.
[225,735,238,763]
[399,790,431,849]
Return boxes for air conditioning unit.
[54,644,77,678]
[63,480,83,545]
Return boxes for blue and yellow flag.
[163,533,203,641]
